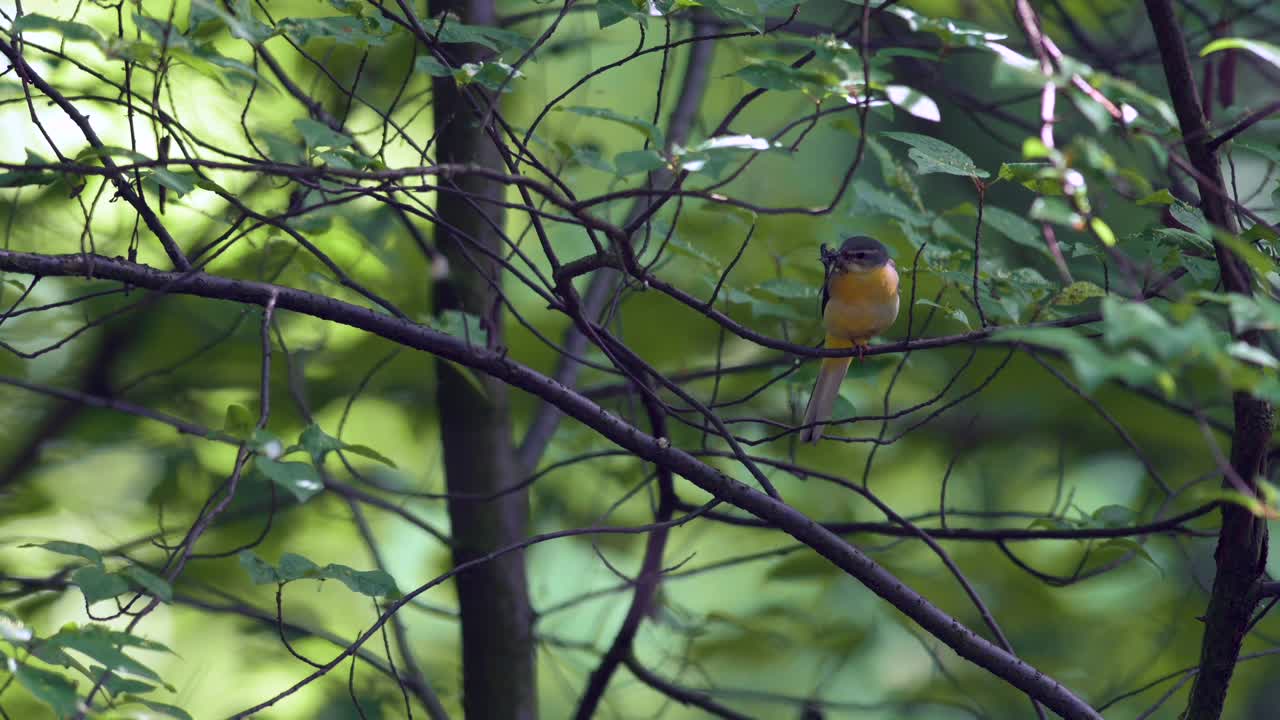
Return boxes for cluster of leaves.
[1,615,188,720]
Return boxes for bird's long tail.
[800,335,853,443]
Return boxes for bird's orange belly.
[824,266,900,342]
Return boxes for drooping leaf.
[70,566,130,604]
[21,541,104,567]
[12,662,80,719]
[120,697,194,720]
[124,566,173,603]
[317,563,399,597]
[12,14,105,45]
[881,132,989,178]
[1201,37,1280,71]
[254,458,324,502]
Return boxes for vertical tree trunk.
[1143,2,1274,718]
[430,0,536,715]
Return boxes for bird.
[799,236,900,443]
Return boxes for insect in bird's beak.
[819,243,836,266]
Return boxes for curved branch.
[0,249,1100,719]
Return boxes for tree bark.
[1143,2,1274,718]
[430,0,536,715]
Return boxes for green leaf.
[293,118,354,149]
[21,541,104,567]
[120,697,194,720]
[13,14,105,45]
[881,132,989,178]
[123,566,173,603]
[414,56,454,77]
[915,299,971,329]
[1089,504,1137,528]
[1136,189,1176,206]
[852,180,930,227]
[1053,281,1105,306]
[1169,200,1211,238]
[317,563,399,597]
[666,236,720,268]
[733,60,833,93]
[1235,140,1280,165]
[430,16,532,52]
[435,309,489,346]
[1201,37,1280,70]
[223,404,255,437]
[614,149,667,176]
[341,444,398,468]
[298,424,344,464]
[997,162,1062,194]
[70,566,130,604]
[280,15,392,47]
[48,626,165,683]
[148,169,197,197]
[1029,197,1083,228]
[255,458,323,502]
[277,552,320,582]
[1093,538,1161,572]
[954,203,1045,253]
[12,662,80,719]
[1089,217,1118,247]
[767,551,836,581]
[754,278,817,300]
[239,550,280,584]
[454,61,524,92]
[560,106,664,147]
[189,0,275,44]
[597,0,642,28]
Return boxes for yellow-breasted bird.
[799,236,900,443]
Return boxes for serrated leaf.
[13,663,80,719]
[21,541,104,567]
[70,566,130,604]
[48,627,163,683]
[881,132,988,178]
[1053,281,1105,305]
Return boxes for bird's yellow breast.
[824,264,900,342]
